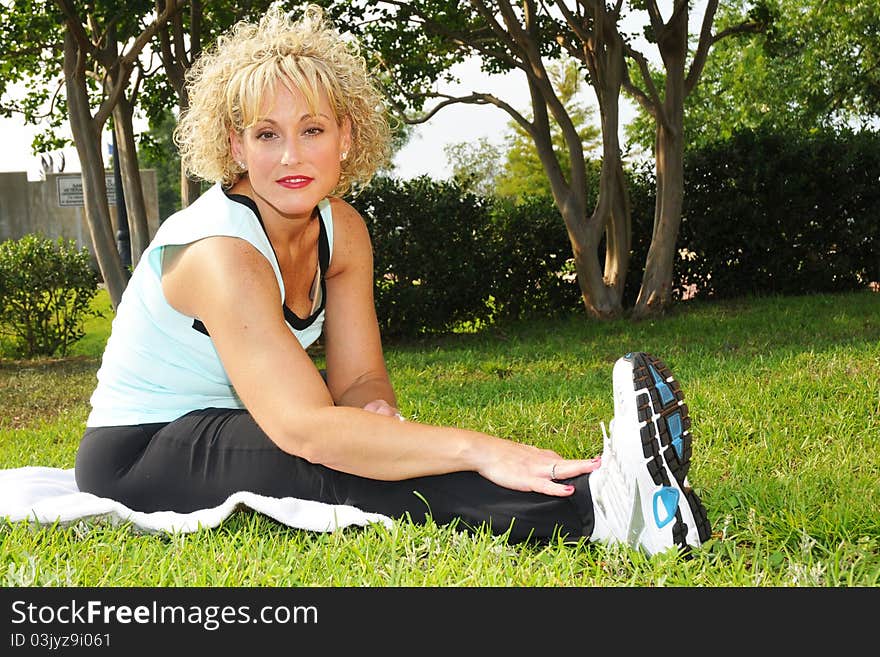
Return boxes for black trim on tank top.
[191,192,329,336]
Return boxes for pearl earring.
[340,151,348,161]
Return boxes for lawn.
[1,289,878,586]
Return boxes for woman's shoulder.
[323,197,372,276]
[325,196,372,240]
[172,184,256,226]
[154,185,269,247]
[144,184,276,278]
[325,196,365,224]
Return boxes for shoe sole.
[620,352,712,555]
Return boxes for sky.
[391,58,640,179]
[0,56,636,182]
[0,56,597,181]
[0,2,702,181]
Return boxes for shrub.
[625,162,657,306]
[677,127,880,300]
[352,177,584,338]
[353,176,497,338]
[488,195,582,320]
[0,234,101,358]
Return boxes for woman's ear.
[340,117,352,158]
[229,130,244,163]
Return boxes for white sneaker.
[589,352,711,556]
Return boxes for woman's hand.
[363,399,405,421]
[474,437,601,498]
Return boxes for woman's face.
[230,80,351,222]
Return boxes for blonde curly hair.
[174,4,391,196]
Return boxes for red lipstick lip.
[276,175,313,189]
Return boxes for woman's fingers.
[362,399,401,418]
[549,456,601,482]
[535,457,601,496]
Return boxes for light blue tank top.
[86,183,334,427]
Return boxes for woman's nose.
[279,137,302,166]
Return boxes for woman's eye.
[256,131,276,140]
[304,127,324,136]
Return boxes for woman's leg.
[75,407,594,543]
[75,409,345,513]
[333,469,593,543]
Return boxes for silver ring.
[551,463,557,480]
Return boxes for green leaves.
[682,0,880,150]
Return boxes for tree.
[353,0,635,318]
[0,1,187,309]
[138,107,183,222]
[443,60,600,201]
[496,59,601,199]
[649,0,880,150]
[444,136,504,198]
[758,0,880,125]
[148,1,285,208]
[1,1,283,309]
[615,0,763,316]
[0,2,68,154]
[57,0,186,308]
[106,29,154,268]
[351,0,760,318]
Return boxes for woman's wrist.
[456,429,500,474]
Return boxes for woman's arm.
[321,199,397,413]
[161,233,598,496]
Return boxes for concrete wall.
[0,170,160,263]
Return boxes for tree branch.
[54,0,95,58]
[171,3,189,69]
[623,43,662,112]
[466,0,523,55]
[190,0,202,64]
[390,90,529,132]
[553,0,591,45]
[378,1,523,72]
[685,0,764,95]
[644,0,664,35]
[119,0,187,71]
[684,0,719,96]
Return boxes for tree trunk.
[63,31,129,310]
[112,97,151,267]
[633,114,684,317]
[564,119,630,320]
[155,4,204,210]
[530,85,623,318]
[633,2,689,319]
[558,193,607,318]
[565,5,630,319]
[593,101,631,309]
[178,95,200,207]
[180,168,201,208]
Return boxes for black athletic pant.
[75,408,595,543]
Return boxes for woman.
[75,5,710,554]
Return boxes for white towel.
[0,466,392,534]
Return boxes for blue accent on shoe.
[668,412,683,458]
[649,364,674,405]
[653,487,680,528]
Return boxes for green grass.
[1,289,878,586]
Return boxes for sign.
[56,173,117,207]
